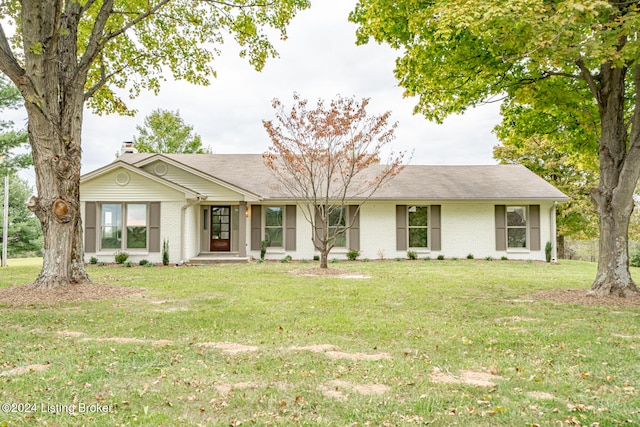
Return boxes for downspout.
[550,201,558,262]
[181,196,206,262]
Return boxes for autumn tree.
[133,108,211,154]
[0,0,309,288]
[351,0,640,296]
[263,93,406,268]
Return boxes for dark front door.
[210,206,231,251]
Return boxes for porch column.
[238,202,247,257]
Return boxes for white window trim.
[263,206,285,249]
[506,205,529,252]
[98,202,150,253]
[407,205,430,251]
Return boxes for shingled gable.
[114,153,569,201]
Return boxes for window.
[126,204,147,249]
[100,203,148,250]
[328,207,347,247]
[507,206,527,248]
[101,204,122,249]
[408,206,429,248]
[264,206,283,247]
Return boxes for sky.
[7,0,503,181]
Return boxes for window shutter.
[348,205,360,251]
[396,205,407,251]
[314,206,324,249]
[251,205,262,251]
[529,205,541,251]
[285,205,296,251]
[495,205,506,251]
[149,202,161,252]
[84,202,96,253]
[430,205,441,251]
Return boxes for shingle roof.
[114,153,568,201]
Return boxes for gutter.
[181,196,207,262]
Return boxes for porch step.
[189,254,250,265]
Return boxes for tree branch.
[575,56,601,105]
[0,23,25,83]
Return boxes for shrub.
[437,255,445,260]
[501,256,509,261]
[395,257,403,261]
[98,261,107,266]
[162,239,169,266]
[545,241,553,263]
[144,262,154,268]
[485,256,494,261]
[280,255,292,263]
[346,249,360,261]
[313,255,320,261]
[452,257,459,261]
[407,250,417,260]
[114,251,129,264]
[466,253,474,259]
[423,256,431,261]
[123,261,134,268]
[139,259,149,266]
[89,256,98,265]
[260,240,268,261]
[331,258,339,264]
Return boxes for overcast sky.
[9,0,503,181]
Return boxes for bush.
[280,255,292,263]
[144,262,154,268]
[346,249,360,261]
[139,259,149,266]
[631,251,640,267]
[423,256,431,261]
[407,250,417,260]
[123,261,134,268]
[545,241,553,263]
[162,239,169,266]
[466,253,474,259]
[501,256,509,261]
[114,251,129,264]
[485,256,494,261]
[313,255,320,261]
[89,256,98,265]
[260,240,268,261]
[331,258,339,264]
[437,255,445,260]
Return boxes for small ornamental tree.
[263,93,406,268]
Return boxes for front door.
[210,206,231,251]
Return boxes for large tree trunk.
[26,99,90,289]
[20,0,91,289]
[588,63,640,297]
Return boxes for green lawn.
[0,260,638,426]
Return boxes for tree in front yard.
[0,0,309,289]
[263,93,406,268]
[351,0,640,296]
[133,109,211,154]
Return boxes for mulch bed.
[529,289,640,308]
[0,283,145,306]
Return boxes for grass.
[0,260,639,426]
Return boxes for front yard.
[0,260,638,426]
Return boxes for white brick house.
[80,153,569,264]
